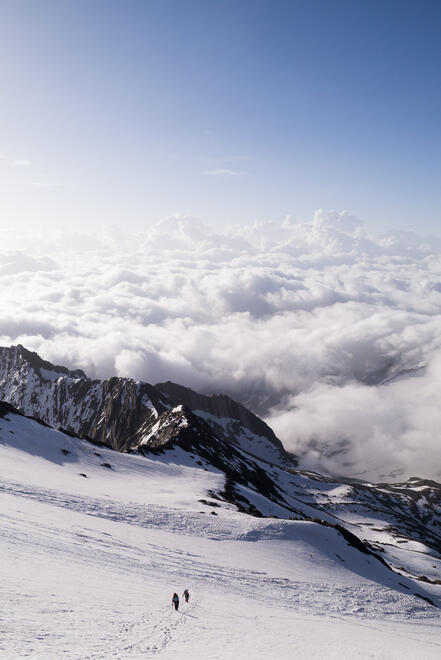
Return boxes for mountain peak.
[0,345,294,467]
[3,344,87,380]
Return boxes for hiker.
[172,593,179,611]
[183,589,190,603]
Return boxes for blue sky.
[1,0,440,234]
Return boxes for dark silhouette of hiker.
[183,589,190,603]
[172,593,179,610]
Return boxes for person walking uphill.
[172,593,179,611]
[183,589,190,603]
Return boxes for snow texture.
[1,408,441,658]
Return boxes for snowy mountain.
[1,403,441,658]
[1,346,441,582]
[0,345,291,466]
[1,345,441,657]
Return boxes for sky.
[1,0,441,234]
[2,1,441,481]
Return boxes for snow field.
[2,492,441,660]
[1,411,441,658]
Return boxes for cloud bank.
[2,210,441,481]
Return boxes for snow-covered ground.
[1,411,441,659]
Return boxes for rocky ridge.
[0,345,293,466]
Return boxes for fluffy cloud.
[2,211,441,481]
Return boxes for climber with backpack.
[172,593,179,611]
[183,589,190,603]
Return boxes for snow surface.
[1,411,441,659]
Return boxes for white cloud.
[2,211,441,481]
[12,158,31,167]
[267,357,441,482]
[0,252,58,275]
[31,181,65,189]
[203,168,246,177]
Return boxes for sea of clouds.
[2,209,441,481]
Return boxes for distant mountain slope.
[0,345,292,467]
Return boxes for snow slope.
[1,409,441,659]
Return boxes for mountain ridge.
[0,344,294,465]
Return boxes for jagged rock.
[0,345,294,468]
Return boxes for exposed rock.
[0,345,293,467]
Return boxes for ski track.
[1,478,438,623]
[86,604,188,659]
[2,469,441,657]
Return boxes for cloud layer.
[2,210,441,481]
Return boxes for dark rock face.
[0,345,166,451]
[155,381,289,463]
[157,381,279,443]
[0,345,294,465]
[0,400,21,419]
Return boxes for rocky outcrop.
[0,345,295,465]
[155,380,292,466]
[0,345,167,451]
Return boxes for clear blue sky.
[1,0,441,234]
